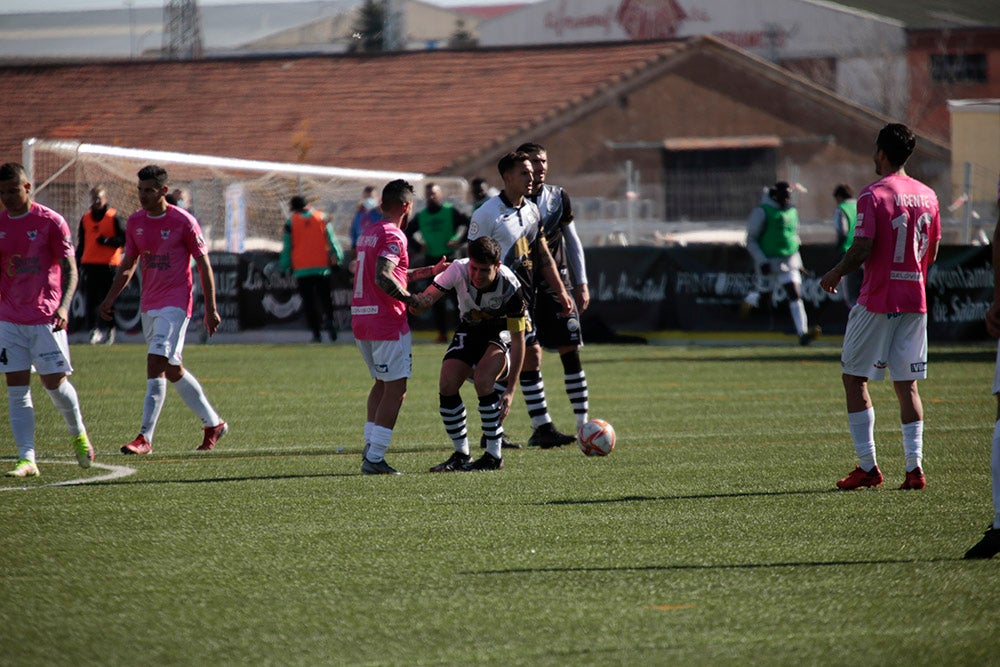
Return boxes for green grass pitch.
[1,340,998,665]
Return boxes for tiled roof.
[1,40,688,175]
[832,0,999,27]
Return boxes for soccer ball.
[578,419,615,456]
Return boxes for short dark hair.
[381,179,414,210]
[137,164,168,187]
[876,123,916,168]
[0,162,28,183]
[515,142,545,155]
[468,236,501,265]
[769,181,792,205]
[289,195,307,211]
[833,183,854,200]
[497,151,530,178]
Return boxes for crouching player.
[409,237,527,472]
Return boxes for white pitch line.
[1,460,137,491]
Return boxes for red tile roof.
[1,40,689,176]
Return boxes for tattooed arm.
[408,283,445,316]
[54,256,79,331]
[407,256,449,282]
[375,255,415,305]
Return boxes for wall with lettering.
[477,0,906,117]
[71,246,992,343]
[582,245,992,342]
[479,0,902,56]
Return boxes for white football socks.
[45,380,86,437]
[790,298,808,337]
[141,377,168,441]
[367,425,392,462]
[901,420,923,472]
[848,407,877,471]
[172,371,220,427]
[8,385,35,463]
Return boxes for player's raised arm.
[407,256,449,283]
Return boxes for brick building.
[1,37,949,229]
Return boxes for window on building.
[930,54,987,83]
[661,138,778,222]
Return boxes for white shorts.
[762,252,803,287]
[841,305,927,381]
[0,321,73,375]
[142,307,190,366]
[992,339,1000,395]
[356,332,412,382]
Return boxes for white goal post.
[22,138,468,251]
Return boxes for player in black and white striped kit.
[517,142,591,447]
[468,150,576,449]
[408,236,529,471]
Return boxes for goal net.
[22,138,468,251]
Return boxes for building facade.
[477,0,909,118]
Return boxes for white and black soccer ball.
[578,418,615,456]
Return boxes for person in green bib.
[832,183,861,309]
[744,181,819,346]
[408,183,469,342]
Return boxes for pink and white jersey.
[0,202,75,325]
[351,219,410,341]
[855,173,941,314]
[124,205,207,316]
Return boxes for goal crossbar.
[23,138,425,187]
[22,137,468,252]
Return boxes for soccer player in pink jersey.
[99,165,227,455]
[820,123,941,491]
[964,176,1000,559]
[0,162,94,477]
[351,179,447,475]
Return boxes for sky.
[0,0,526,12]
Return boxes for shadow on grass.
[539,488,836,505]
[584,347,993,366]
[84,446,450,486]
[584,352,844,365]
[469,556,959,576]
[93,471,357,486]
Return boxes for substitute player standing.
[0,162,94,477]
[469,151,575,448]
[820,123,941,490]
[519,142,591,439]
[100,164,228,455]
[351,179,447,475]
